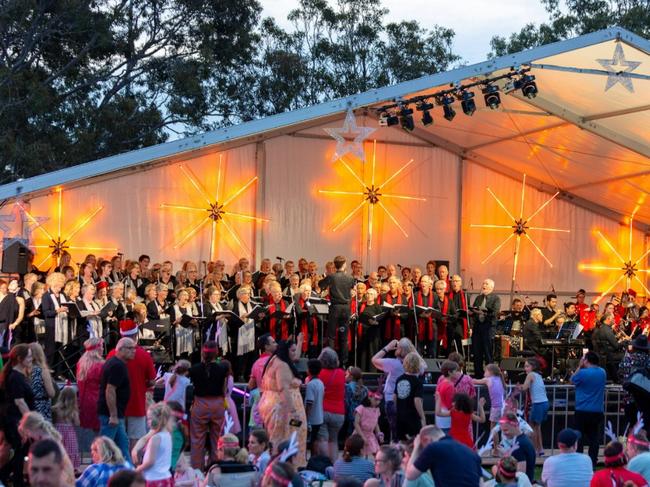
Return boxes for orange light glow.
[318,140,426,252]
[471,174,570,294]
[18,189,115,268]
[160,154,269,259]
[579,208,650,303]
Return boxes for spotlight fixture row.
[377,68,538,131]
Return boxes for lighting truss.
[18,188,115,268]
[319,140,425,251]
[471,174,570,294]
[161,155,268,258]
[578,206,650,302]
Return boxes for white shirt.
[142,431,172,480]
[629,451,650,484]
[541,452,593,487]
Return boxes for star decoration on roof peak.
[596,42,642,93]
[324,108,376,163]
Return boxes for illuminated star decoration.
[578,206,650,302]
[160,155,269,258]
[596,42,642,93]
[324,108,376,163]
[471,174,570,292]
[319,140,425,251]
[16,200,49,242]
[18,188,115,268]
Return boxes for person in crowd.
[590,441,648,486]
[27,439,67,487]
[77,337,106,433]
[540,428,593,487]
[435,360,461,434]
[107,470,146,487]
[76,436,131,487]
[442,352,476,398]
[187,341,228,470]
[517,357,548,456]
[364,444,403,487]
[484,456,532,487]
[627,430,650,483]
[107,319,157,452]
[592,312,625,380]
[498,412,537,483]
[132,402,173,487]
[405,425,482,487]
[98,337,136,463]
[258,338,308,467]
[0,343,34,486]
[332,435,375,484]
[164,401,187,471]
[261,461,296,487]
[436,393,486,449]
[619,335,650,426]
[247,429,272,475]
[248,333,278,391]
[395,351,426,441]
[29,342,56,422]
[203,434,255,486]
[570,351,606,466]
[371,338,424,442]
[344,367,368,434]
[317,347,346,462]
[52,385,81,471]
[473,362,505,451]
[354,391,382,458]
[305,359,325,455]
[158,359,191,410]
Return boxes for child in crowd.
[166,400,188,471]
[435,360,461,433]
[159,359,192,410]
[518,358,549,456]
[354,391,383,457]
[134,402,173,487]
[222,360,241,435]
[305,359,325,455]
[173,454,203,487]
[345,367,368,434]
[473,363,506,453]
[436,393,486,449]
[52,385,81,471]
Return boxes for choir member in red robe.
[381,276,407,343]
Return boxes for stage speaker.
[424,358,445,372]
[2,239,29,274]
[500,357,527,383]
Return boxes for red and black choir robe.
[266,298,292,341]
[433,293,454,350]
[296,296,320,352]
[382,292,407,341]
[449,289,469,339]
[415,291,435,342]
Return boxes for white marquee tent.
[1,27,648,302]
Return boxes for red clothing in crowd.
[589,466,648,487]
[449,409,473,449]
[320,368,345,415]
[107,345,156,417]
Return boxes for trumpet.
[615,320,632,342]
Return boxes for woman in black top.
[187,341,228,471]
[0,344,35,487]
[358,288,383,372]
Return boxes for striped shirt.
[332,457,375,483]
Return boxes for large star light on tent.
[324,108,376,163]
[596,42,642,93]
[471,174,570,292]
[578,206,650,302]
[18,188,114,268]
[160,155,268,258]
[319,140,425,251]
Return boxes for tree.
[0,0,261,182]
[489,0,650,57]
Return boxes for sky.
[260,0,551,64]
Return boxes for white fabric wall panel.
[260,133,460,271]
[461,162,648,296]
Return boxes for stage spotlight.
[399,106,415,131]
[379,110,399,127]
[416,101,434,126]
[482,84,501,109]
[516,74,538,98]
[440,95,455,121]
[460,90,476,116]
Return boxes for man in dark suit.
[471,278,501,378]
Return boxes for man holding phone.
[570,351,606,466]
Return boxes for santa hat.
[628,288,637,297]
[119,319,139,336]
[96,280,109,291]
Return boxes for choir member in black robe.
[358,288,383,371]
[294,283,321,358]
[433,279,457,357]
[123,261,148,299]
[381,277,408,344]
[263,282,293,341]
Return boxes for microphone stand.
[412,289,419,353]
